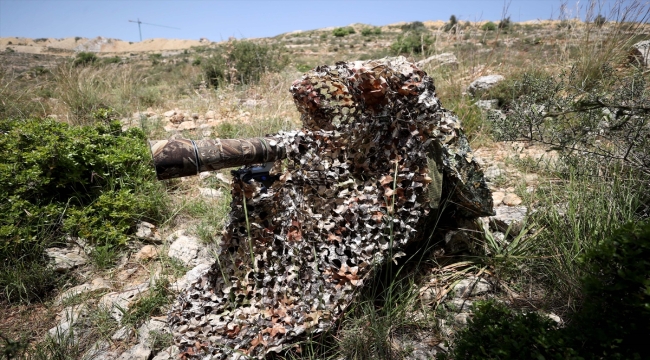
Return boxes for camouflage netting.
[168,56,493,359]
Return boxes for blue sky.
[0,0,631,42]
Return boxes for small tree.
[482,21,497,31]
[498,16,511,30]
[73,51,97,66]
[444,15,458,33]
[594,14,606,27]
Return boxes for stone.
[56,277,112,304]
[215,173,230,184]
[81,340,113,360]
[492,191,505,206]
[164,124,178,132]
[474,99,499,110]
[198,187,223,199]
[138,317,169,348]
[170,262,211,292]
[448,298,474,312]
[45,247,87,272]
[163,110,176,117]
[199,171,212,180]
[631,40,650,68]
[199,120,221,129]
[167,231,210,267]
[467,74,505,95]
[117,343,151,360]
[99,282,150,322]
[242,99,267,108]
[111,326,133,341]
[453,312,471,325]
[134,245,159,261]
[502,193,522,206]
[177,121,197,131]
[48,304,88,343]
[483,165,503,180]
[151,346,180,360]
[491,205,527,235]
[204,110,216,120]
[416,52,458,69]
[135,221,162,243]
[191,113,199,120]
[452,277,492,298]
[170,114,185,124]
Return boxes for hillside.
[1,15,650,360]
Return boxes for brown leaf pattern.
[169,57,493,359]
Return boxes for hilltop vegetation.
[1,2,650,358]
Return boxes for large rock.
[45,247,87,272]
[137,317,169,348]
[467,74,505,95]
[452,277,492,298]
[56,277,112,304]
[631,40,650,68]
[490,205,527,235]
[151,346,180,360]
[170,262,211,292]
[167,230,211,267]
[117,343,151,360]
[99,282,150,322]
[48,304,88,343]
[135,221,162,243]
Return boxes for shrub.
[102,56,121,65]
[498,16,511,30]
[482,21,497,31]
[203,40,288,88]
[566,220,650,358]
[0,119,166,301]
[594,14,606,26]
[75,36,82,42]
[401,21,426,32]
[361,27,381,36]
[447,301,577,359]
[391,31,433,54]
[443,15,458,33]
[73,52,97,66]
[449,221,650,359]
[333,27,355,37]
[491,66,650,176]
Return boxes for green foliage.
[121,278,173,327]
[361,27,381,36]
[492,66,650,175]
[73,52,97,66]
[567,220,650,358]
[333,27,355,37]
[203,40,288,88]
[0,119,166,301]
[482,21,497,31]
[296,63,313,73]
[450,221,650,359]
[498,16,511,30]
[401,21,426,32]
[594,14,606,26]
[191,58,201,66]
[102,56,121,65]
[391,31,433,55]
[447,301,577,360]
[444,15,458,33]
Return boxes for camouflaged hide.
[168,56,493,359]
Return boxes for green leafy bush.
[333,27,355,37]
[449,221,650,359]
[391,31,433,54]
[73,52,98,66]
[203,40,287,88]
[567,220,650,358]
[361,27,381,36]
[482,21,497,31]
[447,301,577,360]
[0,118,166,301]
[444,16,458,33]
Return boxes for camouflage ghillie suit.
[168,57,493,359]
